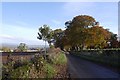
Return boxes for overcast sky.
[1,2,118,45]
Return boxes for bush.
[10,65,30,78]
[2,48,68,78]
[33,56,46,71]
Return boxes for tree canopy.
[37,24,53,46]
[37,15,119,50]
[17,43,27,52]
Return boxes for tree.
[63,15,114,50]
[37,24,50,41]
[37,24,50,45]
[47,30,54,47]
[65,20,72,29]
[87,26,111,49]
[64,15,96,50]
[71,15,96,28]
[53,29,63,40]
[37,24,55,55]
[52,29,64,50]
[109,33,119,48]
[17,43,27,52]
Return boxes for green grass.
[72,52,120,67]
[57,53,67,64]
[51,53,67,65]
[44,63,56,78]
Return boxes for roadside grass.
[44,63,56,78]
[71,50,120,68]
[51,52,67,65]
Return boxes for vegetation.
[2,14,119,79]
[35,15,119,74]
[0,47,11,52]
[51,52,67,65]
[62,15,119,50]
[44,63,56,78]
[17,43,27,52]
[37,24,53,47]
[2,48,68,78]
[37,15,120,51]
[71,49,120,67]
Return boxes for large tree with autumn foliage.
[37,15,119,50]
[86,26,111,49]
[63,15,115,50]
[64,15,96,50]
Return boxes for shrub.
[2,48,68,78]
[10,65,30,78]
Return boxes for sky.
[1,2,119,45]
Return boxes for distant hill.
[1,43,48,49]
[27,45,49,49]
[1,43,17,49]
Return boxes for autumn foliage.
[37,15,119,50]
[56,15,119,50]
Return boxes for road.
[66,54,119,78]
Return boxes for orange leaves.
[62,15,117,49]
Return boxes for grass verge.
[71,51,120,68]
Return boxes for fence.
[1,52,40,64]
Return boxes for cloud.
[0,34,14,39]
[15,21,29,26]
[1,24,45,45]
[62,2,96,17]
[2,24,36,39]
[52,20,61,25]
[62,2,118,34]
[0,34,30,41]
[0,33,45,45]
[62,2,118,18]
